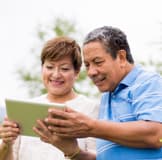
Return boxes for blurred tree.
[17,17,100,98]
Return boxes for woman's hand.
[0,118,20,144]
[33,119,80,156]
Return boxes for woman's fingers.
[0,119,20,144]
[33,119,52,141]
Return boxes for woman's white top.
[12,94,99,160]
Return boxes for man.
[37,26,162,159]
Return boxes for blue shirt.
[97,65,162,160]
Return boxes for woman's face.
[42,56,78,97]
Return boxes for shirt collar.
[113,64,142,94]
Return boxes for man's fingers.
[48,108,73,119]
[45,117,72,128]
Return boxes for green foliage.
[53,18,76,36]
[17,17,100,98]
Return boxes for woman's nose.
[51,68,61,77]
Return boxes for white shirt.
[12,94,99,160]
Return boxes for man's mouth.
[91,75,106,86]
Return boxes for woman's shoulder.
[70,94,99,105]
[31,94,48,102]
[66,94,99,118]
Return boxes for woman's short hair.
[41,36,82,71]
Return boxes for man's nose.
[87,65,98,77]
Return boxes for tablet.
[5,98,65,137]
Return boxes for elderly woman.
[0,36,98,160]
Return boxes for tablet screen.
[5,98,65,137]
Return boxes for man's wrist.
[89,118,98,137]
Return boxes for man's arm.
[92,120,162,148]
[46,107,162,149]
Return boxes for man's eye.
[95,61,103,65]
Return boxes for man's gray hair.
[83,26,134,64]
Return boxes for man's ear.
[117,50,127,67]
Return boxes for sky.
[0,0,162,106]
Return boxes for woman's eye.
[46,66,53,69]
[61,68,70,71]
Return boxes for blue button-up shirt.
[97,65,162,160]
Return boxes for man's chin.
[97,86,108,93]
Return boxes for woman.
[0,36,98,160]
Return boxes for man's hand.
[44,107,95,138]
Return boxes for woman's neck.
[47,91,78,103]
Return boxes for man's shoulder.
[128,67,162,100]
[131,65,162,89]
[135,65,161,81]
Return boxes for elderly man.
[34,26,162,160]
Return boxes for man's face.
[83,41,126,92]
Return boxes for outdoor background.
[0,0,162,106]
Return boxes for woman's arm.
[0,141,14,160]
[33,119,96,160]
[0,118,20,160]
